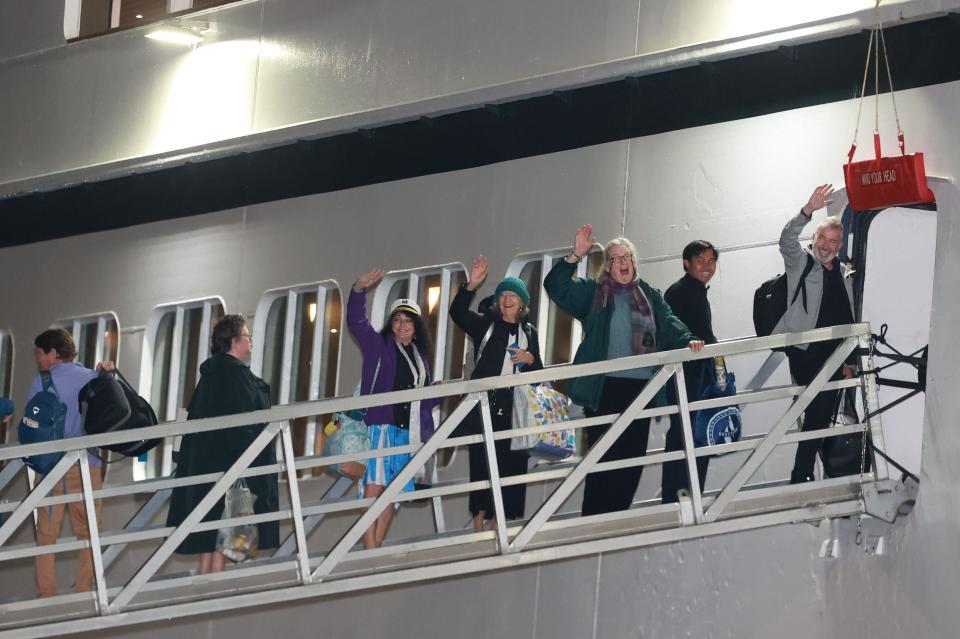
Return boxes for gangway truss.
[0,323,915,638]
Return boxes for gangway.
[0,323,917,638]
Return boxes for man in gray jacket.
[776,184,855,483]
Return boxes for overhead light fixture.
[145,21,209,45]
[427,286,441,314]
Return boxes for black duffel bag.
[80,370,160,457]
[820,387,872,478]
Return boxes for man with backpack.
[774,184,856,484]
[661,241,719,503]
[25,328,114,598]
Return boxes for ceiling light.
[145,22,208,45]
[427,286,441,314]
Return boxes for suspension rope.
[878,25,904,151]
[850,28,876,158]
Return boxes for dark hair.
[682,240,719,265]
[211,314,247,355]
[380,310,434,364]
[34,328,77,361]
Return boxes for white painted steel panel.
[634,0,932,55]
[252,0,639,131]
[3,0,958,187]
[0,0,64,60]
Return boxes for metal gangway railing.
[0,323,904,638]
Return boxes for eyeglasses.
[241,332,253,341]
[606,254,633,265]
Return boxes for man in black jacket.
[661,241,718,503]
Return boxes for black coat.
[450,284,544,433]
[165,353,279,554]
[665,273,716,398]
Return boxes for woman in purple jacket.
[348,269,441,549]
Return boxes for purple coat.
[347,289,440,442]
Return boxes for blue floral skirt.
[360,424,415,498]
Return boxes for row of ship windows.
[0,249,604,480]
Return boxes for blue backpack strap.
[40,370,62,400]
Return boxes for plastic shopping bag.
[215,479,259,562]
[510,383,575,460]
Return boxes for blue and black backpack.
[692,358,743,449]
[18,371,68,474]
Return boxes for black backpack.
[753,254,816,339]
[79,370,160,457]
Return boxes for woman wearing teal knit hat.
[493,276,530,307]
[450,256,542,532]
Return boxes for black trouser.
[581,377,652,516]
[786,342,844,479]
[661,360,710,503]
[466,389,528,520]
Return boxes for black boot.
[789,470,815,484]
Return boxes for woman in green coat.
[544,225,704,516]
[166,314,279,574]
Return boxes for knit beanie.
[494,277,530,306]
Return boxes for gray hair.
[602,237,640,284]
[815,216,844,237]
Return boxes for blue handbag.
[692,357,742,449]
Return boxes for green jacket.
[543,259,697,411]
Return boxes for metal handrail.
[0,374,861,515]
[0,323,870,462]
[0,322,881,624]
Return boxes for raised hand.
[573,224,596,258]
[354,269,385,292]
[96,361,116,373]
[467,255,488,291]
[802,184,834,217]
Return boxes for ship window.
[252,282,343,471]
[136,297,224,480]
[55,313,120,370]
[508,246,602,367]
[66,0,242,40]
[374,264,468,385]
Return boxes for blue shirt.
[25,362,102,467]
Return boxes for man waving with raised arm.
[775,184,856,484]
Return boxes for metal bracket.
[863,477,918,524]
